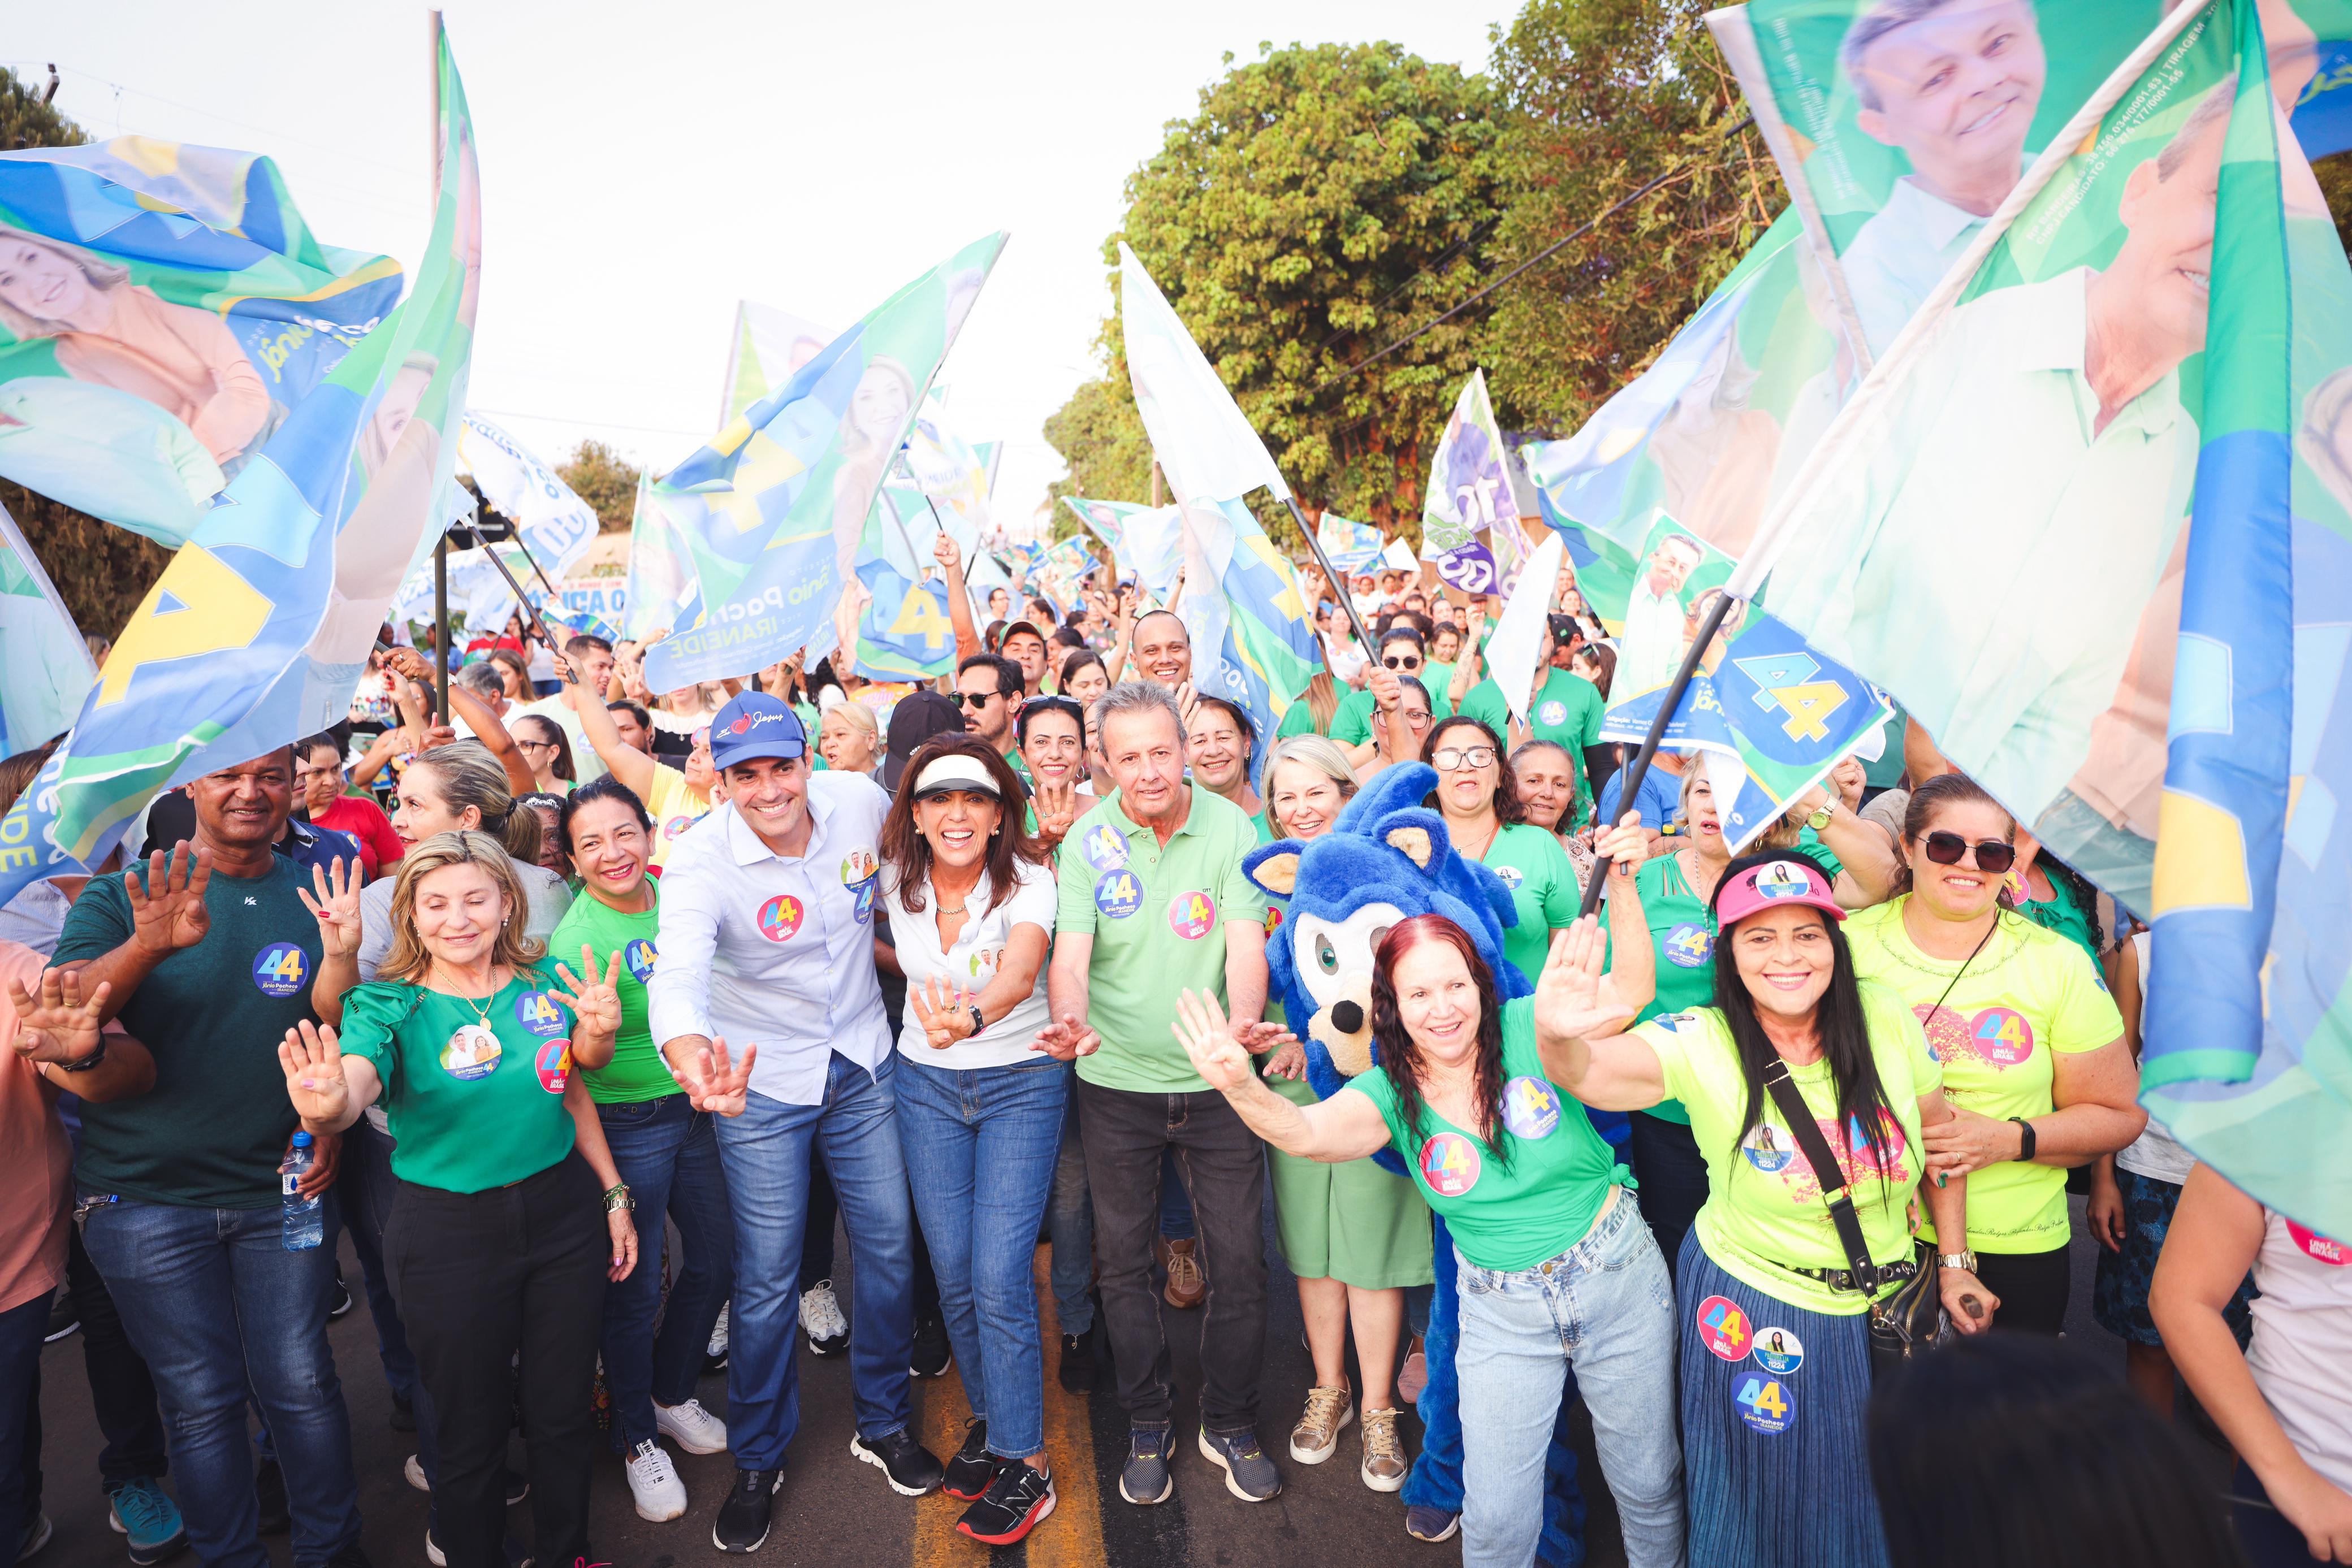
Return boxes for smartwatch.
[2009,1116,2037,1161]
[966,1003,985,1037]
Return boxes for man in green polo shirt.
[1037,681,1281,1508]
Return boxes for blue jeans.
[0,1292,46,1557]
[712,1051,915,1468]
[598,1093,736,1447]
[897,1056,1067,1458]
[1456,1190,1683,1568]
[1048,1070,1094,1335]
[80,1196,362,1568]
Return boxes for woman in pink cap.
[1533,849,1994,1568]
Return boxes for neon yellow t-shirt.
[1843,899,2124,1254]
[643,764,710,869]
[1630,980,1941,1315]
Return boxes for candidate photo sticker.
[252,941,310,998]
[440,1024,501,1081]
[1752,1326,1805,1376]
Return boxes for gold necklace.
[430,963,500,1027]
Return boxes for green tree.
[555,439,641,532]
[1480,0,1783,436]
[0,64,82,154]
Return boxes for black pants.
[1974,1243,2070,1335]
[1076,1079,1266,1431]
[1628,1111,1710,1289]
[386,1153,608,1568]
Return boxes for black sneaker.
[1057,1324,1099,1393]
[957,1460,1057,1545]
[254,1459,289,1534]
[712,1467,783,1553]
[389,1391,415,1432]
[43,1290,78,1344]
[910,1312,952,1378]
[849,1427,945,1497]
[1120,1426,1174,1505]
[328,1272,354,1320]
[1197,1426,1281,1502]
[941,1418,1004,1501]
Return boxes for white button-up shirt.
[646,772,892,1106]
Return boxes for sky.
[9,0,1510,542]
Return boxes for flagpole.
[476,539,568,657]
[1577,589,1737,917]
[1282,496,1373,659]
[427,7,448,725]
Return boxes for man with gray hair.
[1615,531,1707,699]
[1033,681,1282,1508]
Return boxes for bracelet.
[603,1183,634,1214]
[58,1037,109,1074]
[2009,1116,2037,1162]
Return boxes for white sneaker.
[801,1279,849,1355]
[626,1439,688,1523]
[707,1302,730,1357]
[655,1397,730,1456]
[404,1453,428,1492]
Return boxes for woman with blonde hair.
[818,698,883,777]
[284,830,631,1567]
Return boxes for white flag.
[1121,244,1289,505]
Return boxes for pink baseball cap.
[1714,856,1846,927]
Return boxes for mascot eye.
[1315,932,1339,974]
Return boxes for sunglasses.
[949,691,1001,708]
[1922,830,2016,874]
[1382,654,1423,670]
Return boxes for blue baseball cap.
[708,693,806,770]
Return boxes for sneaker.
[406,1453,522,1505]
[389,1391,416,1432]
[1056,1325,1099,1393]
[800,1280,849,1357]
[405,1454,429,1492]
[107,1476,189,1566]
[1404,1505,1461,1543]
[254,1459,289,1534]
[655,1397,729,1456]
[1119,1426,1174,1505]
[957,1460,1057,1546]
[1396,1335,1429,1405]
[1289,1383,1353,1465]
[712,1468,783,1553]
[625,1440,688,1523]
[941,1418,1004,1501]
[18,1513,51,1562]
[1197,1426,1281,1502]
[1158,1237,1206,1309]
[44,1289,78,1343]
[849,1427,945,1497]
[704,1302,730,1373]
[1360,1406,1408,1492]
[910,1312,953,1378]
[328,1271,354,1320]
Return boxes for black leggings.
[1628,1112,1710,1289]
[1973,1244,2072,1335]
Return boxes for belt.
[1782,1254,1921,1294]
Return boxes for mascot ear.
[1386,825,1434,869]
[1371,808,1450,878]
[1243,842,1302,899]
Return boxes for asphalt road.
[32,1194,2180,1568]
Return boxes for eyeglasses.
[1381,654,1423,670]
[1432,745,1498,770]
[1922,831,2017,873]
[516,738,557,752]
[949,691,1001,708]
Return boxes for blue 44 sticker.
[252,942,309,998]
[514,990,568,1038]
[1733,1371,1795,1434]
[1093,869,1143,920]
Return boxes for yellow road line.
[911,1350,986,1568]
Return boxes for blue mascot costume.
[1243,763,1589,1563]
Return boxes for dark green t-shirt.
[1345,997,1627,1270]
[337,976,580,1193]
[548,887,672,1104]
[1629,853,1717,1125]
[57,856,322,1210]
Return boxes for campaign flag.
[622,474,695,640]
[1060,496,1185,601]
[1419,370,1528,595]
[644,233,1006,691]
[717,298,833,428]
[1484,530,1564,731]
[1316,512,1384,576]
[899,388,993,542]
[1063,494,1131,556]
[0,31,481,900]
[1119,243,1290,505]
[0,500,94,756]
[458,414,599,581]
[848,483,963,682]
[1031,535,1097,616]
[0,136,406,544]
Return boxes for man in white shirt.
[1615,532,1704,700]
[513,633,617,783]
[647,692,944,1547]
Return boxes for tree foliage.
[0,65,83,154]
[555,439,641,533]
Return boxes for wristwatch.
[1806,804,1835,831]
[1938,1250,1979,1272]
[965,1003,985,1037]
[2009,1116,2038,1161]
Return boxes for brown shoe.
[1289,1384,1354,1464]
[1396,1335,1429,1405]
[1158,1237,1206,1309]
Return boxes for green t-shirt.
[1473,823,1581,989]
[1420,660,1459,720]
[1844,899,2124,1253]
[1055,787,1269,1093]
[338,976,581,1193]
[1631,980,1941,1315]
[1860,704,1908,790]
[57,856,322,1210]
[1627,852,1717,1125]
[1330,687,1380,745]
[548,886,673,1104]
[1274,700,1324,740]
[1345,997,1625,1270]
[2007,868,2100,970]
[1460,669,1605,819]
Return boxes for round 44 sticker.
[514,990,567,1038]
[756,895,804,942]
[1732,1371,1795,1434]
[622,939,658,982]
[1093,869,1142,920]
[252,942,310,998]
[1168,891,1216,939]
[1696,1296,1753,1361]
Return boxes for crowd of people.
[1,548,2346,1568]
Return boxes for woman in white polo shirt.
[877,737,1063,1547]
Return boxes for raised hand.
[910,975,978,1049]
[1367,660,1403,713]
[667,1034,756,1116]
[932,531,963,576]
[1533,916,1632,1044]
[278,1019,350,1125]
[550,946,624,1043]
[126,842,212,955]
[296,857,364,959]
[1174,681,1201,733]
[381,646,431,683]
[8,966,111,1065]
[1169,988,1253,1091]
[1033,777,1078,851]
[1830,755,1867,812]
[1594,811,1650,879]
[1030,1011,1100,1062]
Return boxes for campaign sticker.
[1537,700,1568,727]
[252,942,309,998]
[1093,869,1143,920]
[1419,1133,1482,1198]
[1754,860,1813,899]
[1696,1296,1753,1361]
[2288,1220,2352,1266]
[1752,1327,1805,1376]
[1733,1372,1795,1434]
[756,895,804,942]
[1500,1076,1562,1140]
[440,1024,502,1081]
[1264,905,1284,936]
[966,946,1004,982]
[1969,1006,2035,1068]
[664,815,698,841]
[514,990,568,1038]
[1663,922,1713,968]
[1169,891,1217,940]
[535,1039,573,1095]
[839,848,879,886]
[1740,1123,1795,1175]
[1080,822,1130,872]
[1493,864,1525,890]
[622,939,658,983]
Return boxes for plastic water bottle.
[282,1132,323,1251]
